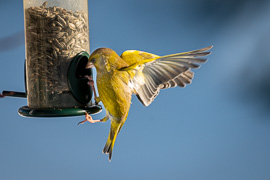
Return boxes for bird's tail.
[103,121,123,162]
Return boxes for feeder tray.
[18,105,101,117]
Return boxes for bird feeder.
[1,0,102,117]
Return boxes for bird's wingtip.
[203,45,213,52]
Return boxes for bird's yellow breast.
[96,70,132,122]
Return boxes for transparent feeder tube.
[23,0,90,108]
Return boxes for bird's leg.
[100,114,109,122]
[84,75,100,104]
[77,112,102,125]
[77,113,109,125]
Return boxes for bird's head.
[86,48,126,72]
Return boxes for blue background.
[1,0,270,179]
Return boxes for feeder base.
[18,105,102,117]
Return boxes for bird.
[78,45,213,161]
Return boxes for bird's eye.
[91,58,96,63]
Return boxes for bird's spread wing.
[120,46,213,106]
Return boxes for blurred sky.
[1,0,270,179]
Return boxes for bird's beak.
[85,61,94,69]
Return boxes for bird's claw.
[85,75,95,87]
[84,75,99,105]
[87,80,94,87]
[77,112,101,125]
[84,75,92,81]
[77,120,85,126]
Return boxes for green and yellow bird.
[78,46,213,161]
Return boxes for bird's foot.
[0,94,4,98]
[84,75,95,87]
[87,79,94,87]
[84,75,93,81]
[84,75,99,105]
[77,112,102,125]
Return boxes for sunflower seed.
[56,32,66,38]
[68,23,76,30]
[51,26,62,32]
[40,1,48,8]
[57,15,67,26]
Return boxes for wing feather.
[121,46,213,106]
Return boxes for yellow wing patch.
[121,50,159,66]
[119,46,213,106]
